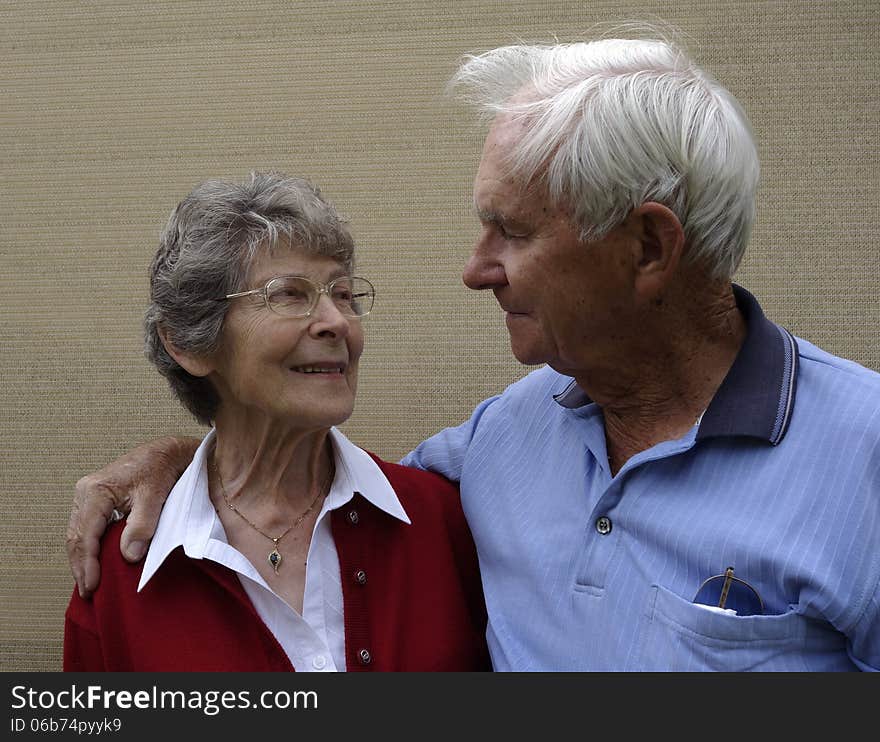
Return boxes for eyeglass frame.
[693,566,765,616]
[223,274,375,319]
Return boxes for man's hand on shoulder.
[67,436,200,598]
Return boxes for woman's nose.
[309,294,351,337]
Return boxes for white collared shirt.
[138,426,410,672]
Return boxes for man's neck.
[575,280,746,474]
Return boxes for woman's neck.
[210,415,336,518]
[207,418,336,614]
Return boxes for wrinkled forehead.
[244,236,350,285]
[476,112,548,188]
[261,228,353,259]
[480,112,529,160]
[474,119,558,216]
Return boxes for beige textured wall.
[2,1,877,671]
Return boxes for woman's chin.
[278,399,355,432]
[216,399,355,437]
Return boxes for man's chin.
[509,341,548,367]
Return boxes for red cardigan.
[64,456,490,671]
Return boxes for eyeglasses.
[224,275,375,319]
[693,566,764,616]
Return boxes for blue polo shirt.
[402,286,880,671]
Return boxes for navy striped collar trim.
[553,285,798,445]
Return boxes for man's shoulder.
[795,335,880,395]
[496,364,573,405]
[791,336,880,441]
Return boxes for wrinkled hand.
[66,436,200,598]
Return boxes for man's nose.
[462,233,507,290]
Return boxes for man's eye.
[493,220,527,240]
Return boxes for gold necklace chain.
[211,454,334,574]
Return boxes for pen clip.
[718,566,735,609]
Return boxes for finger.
[78,532,103,599]
[119,482,166,562]
[67,478,126,598]
[65,525,95,599]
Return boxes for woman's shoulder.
[93,520,146,588]
[367,451,457,488]
[367,451,464,524]
[65,520,142,624]
[358,452,475,554]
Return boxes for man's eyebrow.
[474,205,534,234]
[473,204,503,224]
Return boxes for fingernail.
[125,541,146,560]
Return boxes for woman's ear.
[631,202,685,300]
[157,326,215,378]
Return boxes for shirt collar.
[324,427,411,524]
[137,426,410,591]
[552,284,798,445]
[137,430,217,592]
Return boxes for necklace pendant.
[268,549,282,574]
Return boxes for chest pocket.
[637,584,851,671]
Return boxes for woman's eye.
[270,287,309,302]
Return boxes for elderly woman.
[63,172,489,671]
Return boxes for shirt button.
[596,516,612,535]
[348,509,360,525]
[357,648,372,665]
[354,569,367,585]
[312,655,327,670]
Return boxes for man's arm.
[399,395,500,480]
[66,436,200,598]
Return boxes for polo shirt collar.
[552,284,798,445]
[137,426,410,592]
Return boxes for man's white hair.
[452,35,760,279]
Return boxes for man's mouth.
[498,300,527,317]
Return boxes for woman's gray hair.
[452,34,760,279]
[144,171,355,425]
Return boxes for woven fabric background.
[2,1,877,671]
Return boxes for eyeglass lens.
[265,276,374,317]
[693,567,764,616]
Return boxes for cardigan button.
[354,569,367,585]
[348,509,360,525]
[357,648,372,665]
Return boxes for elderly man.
[68,33,880,671]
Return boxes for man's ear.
[631,202,685,300]
[157,326,215,378]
